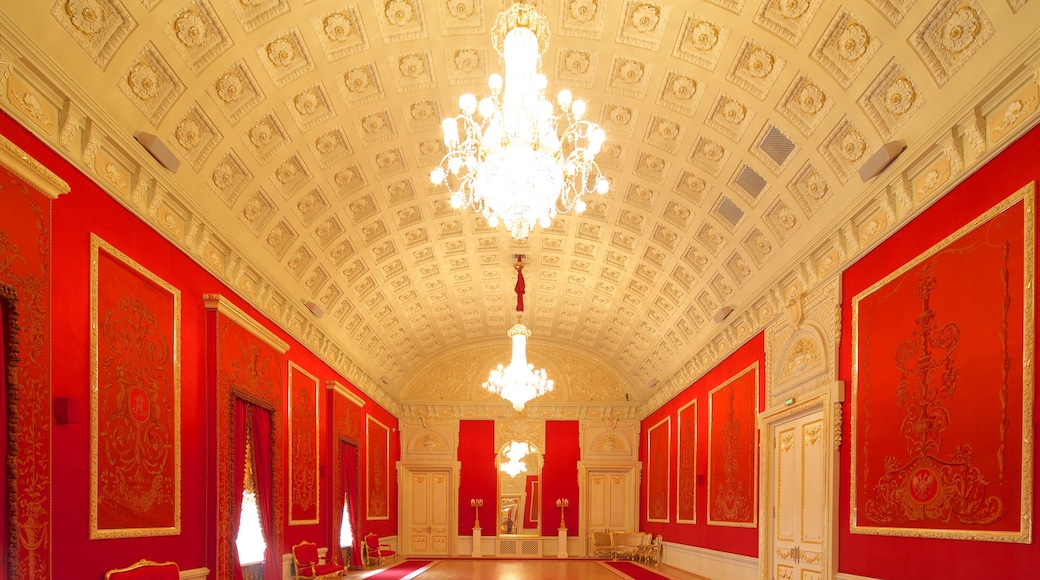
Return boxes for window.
[236,438,267,566]
[339,494,353,548]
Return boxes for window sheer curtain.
[232,400,249,580]
[232,399,278,580]
[342,441,362,567]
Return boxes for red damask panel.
[0,166,52,579]
[289,363,319,525]
[367,416,390,520]
[90,235,181,538]
[677,400,697,523]
[647,417,670,522]
[708,364,759,527]
[852,186,1034,542]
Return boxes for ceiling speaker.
[713,306,734,324]
[303,300,324,318]
[134,131,181,173]
[858,141,905,182]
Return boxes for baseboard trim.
[663,542,758,580]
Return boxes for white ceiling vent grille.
[759,126,796,167]
[716,196,744,227]
[735,165,767,199]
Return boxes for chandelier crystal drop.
[482,257,553,411]
[429,3,609,239]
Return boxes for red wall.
[457,420,496,534]
[456,420,582,537]
[543,421,581,535]
[838,125,1040,578]
[0,111,398,579]
[639,333,764,558]
[638,124,1040,576]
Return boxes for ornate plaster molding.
[0,133,69,198]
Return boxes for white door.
[405,469,451,556]
[770,410,826,580]
[585,466,636,545]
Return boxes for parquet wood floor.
[342,559,712,580]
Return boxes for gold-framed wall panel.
[288,361,320,525]
[676,399,698,524]
[646,415,671,523]
[707,362,760,528]
[366,414,391,521]
[89,233,181,539]
[850,182,1035,542]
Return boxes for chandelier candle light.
[471,498,484,528]
[556,498,569,529]
[430,3,609,239]
[483,257,553,411]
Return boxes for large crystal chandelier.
[429,3,609,239]
[483,257,553,411]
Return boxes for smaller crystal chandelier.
[499,440,531,478]
[482,256,553,411]
[429,3,609,239]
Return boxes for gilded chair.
[611,530,648,560]
[105,559,180,580]
[590,530,614,558]
[363,533,397,567]
[291,540,345,579]
[641,534,663,566]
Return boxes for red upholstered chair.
[104,559,179,580]
[291,540,345,579]
[363,533,396,567]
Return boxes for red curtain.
[250,404,277,580]
[231,399,277,580]
[343,441,362,567]
[231,399,248,580]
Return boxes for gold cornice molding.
[326,380,365,408]
[203,293,289,354]
[0,133,69,198]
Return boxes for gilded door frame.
[397,460,460,557]
[758,381,843,580]
[577,461,641,556]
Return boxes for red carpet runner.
[362,560,433,580]
[603,561,671,580]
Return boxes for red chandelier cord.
[514,258,525,313]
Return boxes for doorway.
[398,463,456,557]
[759,385,841,580]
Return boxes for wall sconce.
[555,498,569,529]
[470,498,484,528]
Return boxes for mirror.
[497,441,541,536]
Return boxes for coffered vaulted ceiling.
[2,0,1038,417]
